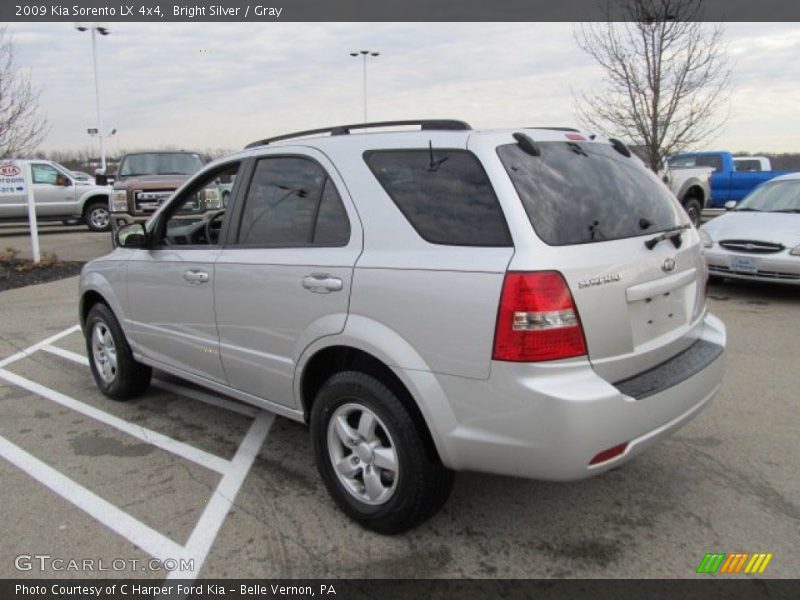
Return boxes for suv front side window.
[235,156,350,247]
[157,162,240,247]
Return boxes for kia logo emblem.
[662,258,676,272]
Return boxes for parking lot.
[0,227,797,580]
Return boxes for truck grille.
[134,189,176,213]
[719,239,784,254]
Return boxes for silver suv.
[79,120,726,534]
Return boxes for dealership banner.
[2,579,799,599]
[2,0,800,21]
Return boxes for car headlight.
[790,244,800,256]
[203,188,221,210]
[698,228,713,248]
[111,190,127,212]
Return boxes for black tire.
[85,303,152,401]
[683,197,703,226]
[311,371,454,534]
[84,200,111,232]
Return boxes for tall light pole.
[350,50,379,122]
[75,23,110,174]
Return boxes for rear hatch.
[496,137,707,382]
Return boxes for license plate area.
[729,255,760,274]
[628,287,693,346]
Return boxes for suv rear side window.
[364,150,511,247]
[237,157,350,247]
[497,142,682,246]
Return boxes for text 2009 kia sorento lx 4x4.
[79,120,726,533]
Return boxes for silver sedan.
[700,173,800,285]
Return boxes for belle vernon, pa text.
[15,583,338,597]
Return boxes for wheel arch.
[79,273,127,336]
[295,317,459,467]
[79,193,110,215]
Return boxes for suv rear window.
[365,149,512,247]
[497,142,681,246]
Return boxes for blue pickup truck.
[667,151,799,209]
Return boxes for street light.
[350,50,379,122]
[75,23,110,175]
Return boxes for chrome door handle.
[183,269,209,284]
[302,274,343,293]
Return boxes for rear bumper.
[428,312,726,480]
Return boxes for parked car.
[700,173,800,284]
[667,151,799,209]
[109,151,209,237]
[79,120,726,533]
[0,160,112,231]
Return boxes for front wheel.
[85,303,152,400]
[311,371,454,534]
[683,197,703,226]
[84,200,111,232]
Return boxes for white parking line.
[169,411,274,580]
[0,367,231,474]
[0,434,185,560]
[41,343,89,366]
[0,324,275,581]
[0,324,80,368]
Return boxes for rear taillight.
[492,271,587,362]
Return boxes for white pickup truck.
[0,160,112,231]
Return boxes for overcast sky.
[7,22,800,155]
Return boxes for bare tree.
[0,26,48,158]
[574,0,731,171]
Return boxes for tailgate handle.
[626,268,696,302]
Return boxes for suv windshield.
[737,179,800,212]
[119,153,203,177]
[498,141,682,246]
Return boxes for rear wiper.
[588,220,606,241]
[735,208,762,212]
[644,223,691,250]
[772,209,800,213]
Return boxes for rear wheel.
[84,200,111,232]
[682,196,703,226]
[311,371,454,534]
[85,303,151,400]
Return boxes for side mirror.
[117,223,147,248]
[724,200,737,211]
[95,173,109,186]
[56,175,71,186]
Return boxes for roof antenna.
[428,140,449,171]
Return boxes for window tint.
[497,142,682,246]
[364,150,511,246]
[32,164,59,184]
[159,162,240,247]
[312,178,350,245]
[237,157,349,247]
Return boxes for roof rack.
[525,126,581,132]
[245,119,472,149]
